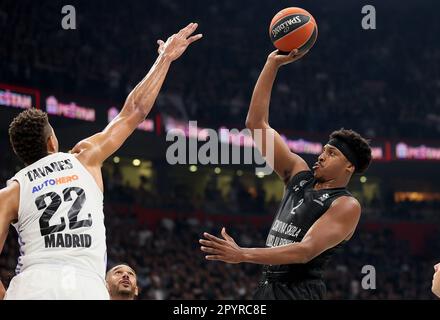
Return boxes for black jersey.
[263,170,353,280]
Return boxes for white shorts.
[4,265,110,300]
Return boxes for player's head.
[313,129,372,183]
[106,264,138,300]
[8,108,59,165]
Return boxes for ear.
[47,135,56,153]
[346,162,355,175]
[134,285,139,297]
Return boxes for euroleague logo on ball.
[271,15,303,38]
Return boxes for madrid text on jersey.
[44,233,92,248]
[26,158,74,182]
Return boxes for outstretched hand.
[157,22,203,61]
[200,227,244,264]
[267,49,308,67]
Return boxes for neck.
[112,293,134,300]
[314,176,349,190]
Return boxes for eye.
[115,271,122,275]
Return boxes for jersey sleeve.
[285,170,314,190]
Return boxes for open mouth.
[120,280,131,286]
[313,162,322,170]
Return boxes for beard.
[109,283,136,299]
[118,284,135,294]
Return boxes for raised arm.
[72,23,202,166]
[200,196,361,265]
[245,50,310,184]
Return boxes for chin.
[119,290,134,296]
[313,171,324,182]
[119,286,133,293]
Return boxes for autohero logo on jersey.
[32,174,79,193]
[26,158,74,182]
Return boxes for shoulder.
[330,196,361,218]
[71,139,95,155]
[1,180,20,197]
[326,196,360,241]
[70,137,99,167]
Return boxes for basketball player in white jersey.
[0,23,202,300]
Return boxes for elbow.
[294,254,311,264]
[300,253,313,264]
[132,105,148,122]
[295,245,314,264]
[245,118,254,129]
[125,95,149,120]
[245,117,268,130]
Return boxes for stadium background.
[1,0,440,299]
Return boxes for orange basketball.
[269,7,318,54]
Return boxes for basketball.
[269,7,318,54]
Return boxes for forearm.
[121,54,172,121]
[241,242,310,265]
[246,60,279,127]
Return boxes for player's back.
[4,152,108,299]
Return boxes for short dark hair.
[106,263,137,280]
[8,109,51,165]
[329,129,372,174]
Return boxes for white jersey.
[7,152,107,281]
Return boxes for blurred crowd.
[1,0,440,139]
[1,156,439,300]
[103,164,278,216]
[1,208,439,300]
[102,162,440,222]
[325,227,440,299]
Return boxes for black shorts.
[253,278,326,300]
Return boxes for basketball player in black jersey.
[200,49,372,300]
